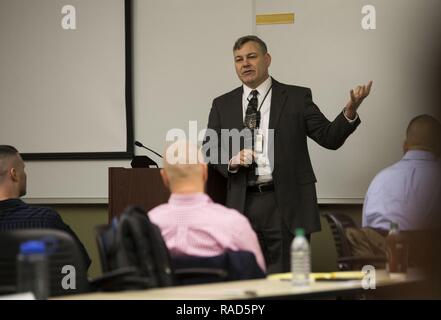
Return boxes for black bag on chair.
[101,206,174,289]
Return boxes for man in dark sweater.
[0,145,91,269]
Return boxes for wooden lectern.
[108,167,227,222]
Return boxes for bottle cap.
[20,240,46,255]
[295,228,305,237]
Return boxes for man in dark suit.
[204,35,372,273]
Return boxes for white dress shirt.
[362,150,441,230]
[228,76,273,183]
[242,76,273,183]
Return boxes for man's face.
[234,41,271,89]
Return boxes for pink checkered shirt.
[148,192,266,271]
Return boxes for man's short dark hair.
[0,145,19,180]
[407,115,441,135]
[233,35,268,54]
[0,145,19,158]
[406,115,441,155]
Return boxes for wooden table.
[56,270,426,300]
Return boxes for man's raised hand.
[344,80,373,119]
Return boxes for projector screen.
[0,0,133,160]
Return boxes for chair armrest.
[337,256,387,271]
[338,256,386,264]
[175,268,228,278]
[89,267,151,291]
[174,268,228,285]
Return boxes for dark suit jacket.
[205,78,360,234]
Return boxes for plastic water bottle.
[17,240,49,300]
[291,228,311,286]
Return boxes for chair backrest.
[96,209,265,287]
[323,212,388,271]
[94,224,110,273]
[96,206,174,289]
[323,212,358,259]
[0,229,90,297]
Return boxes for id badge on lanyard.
[255,129,264,154]
[253,84,272,155]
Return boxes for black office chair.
[0,229,90,297]
[94,222,229,286]
[322,212,386,271]
[0,229,138,298]
[95,216,265,286]
[94,224,111,273]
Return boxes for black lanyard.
[246,85,273,129]
[247,85,273,112]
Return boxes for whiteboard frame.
[19,0,134,161]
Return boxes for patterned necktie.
[244,90,259,129]
[244,90,260,185]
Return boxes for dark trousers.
[244,190,294,274]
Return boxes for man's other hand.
[345,80,373,119]
[230,149,255,170]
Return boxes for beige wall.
[52,203,362,278]
[53,205,108,279]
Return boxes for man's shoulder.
[274,80,311,94]
[0,200,63,229]
[147,203,168,218]
[1,199,59,218]
[208,203,249,223]
[26,205,61,220]
[372,156,440,183]
[213,80,311,102]
[213,86,242,104]
[368,161,404,190]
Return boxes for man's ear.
[265,53,272,68]
[9,168,18,182]
[160,169,169,189]
[403,140,408,154]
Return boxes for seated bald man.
[147,140,266,272]
[0,145,91,269]
[363,115,441,231]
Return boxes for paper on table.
[267,271,365,281]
